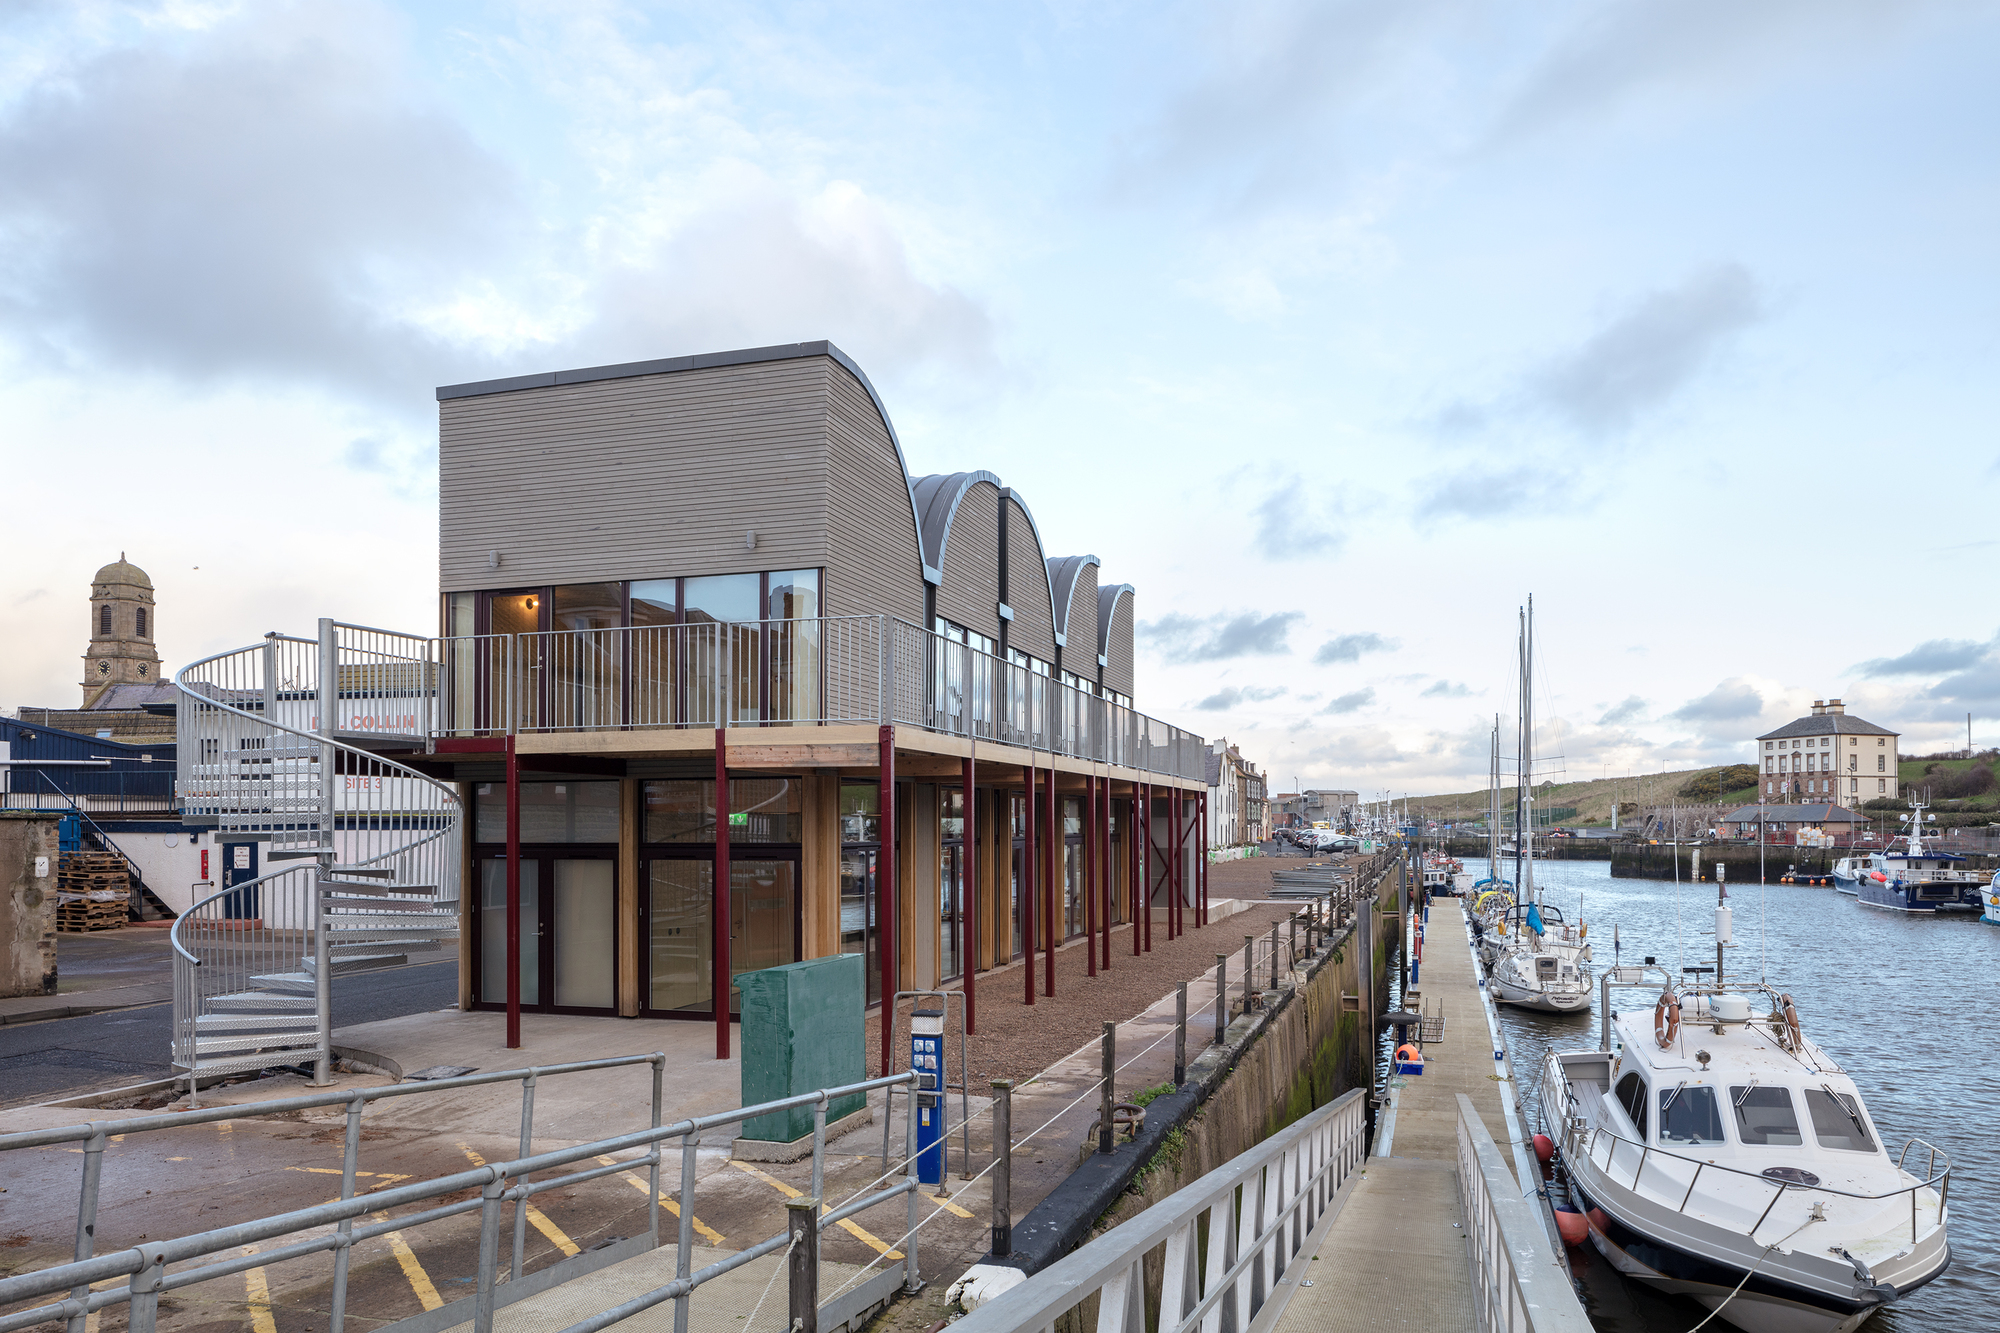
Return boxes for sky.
[2,0,1996,797]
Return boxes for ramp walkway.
[1273,896,1519,1333]
[949,892,1590,1333]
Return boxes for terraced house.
[173,341,1216,1080]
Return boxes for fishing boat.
[1537,884,1952,1332]
[1841,804,1981,913]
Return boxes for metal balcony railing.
[434,615,1206,780]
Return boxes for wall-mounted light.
[525,595,539,611]
[489,550,501,569]
[745,530,757,551]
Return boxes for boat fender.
[1533,1133,1554,1162]
[1552,1204,1588,1246]
[1394,1043,1423,1065]
[1654,991,1680,1050]
[1781,993,1803,1051]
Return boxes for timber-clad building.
[412,341,1212,1053]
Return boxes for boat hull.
[1489,974,1589,1012]
[1855,879,1975,913]
[1571,1184,1944,1333]
[1830,872,1860,896]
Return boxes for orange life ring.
[1654,992,1679,1050]
[1780,993,1803,1051]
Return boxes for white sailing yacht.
[1484,598,1593,1014]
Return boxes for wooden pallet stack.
[57,851,132,932]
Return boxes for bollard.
[1174,982,1187,1085]
[990,1080,1013,1258]
[1098,1022,1117,1154]
[1214,955,1228,1044]
[787,1197,819,1333]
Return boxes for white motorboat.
[1538,888,1951,1332]
[1983,880,2000,928]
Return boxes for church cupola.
[82,553,163,704]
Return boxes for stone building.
[1756,699,1899,804]
[17,557,176,744]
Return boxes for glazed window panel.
[1656,1086,1724,1145]
[476,781,620,843]
[644,779,803,843]
[1730,1086,1802,1145]
[1614,1072,1649,1139]
[1804,1089,1876,1152]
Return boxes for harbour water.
[1485,857,1998,1332]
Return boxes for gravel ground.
[864,902,1302,1087]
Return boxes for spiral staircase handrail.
[169,641,464,966]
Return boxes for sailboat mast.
[1513,608,1526,899]
[1489,716,1500,882]
[1525,594,1536,905]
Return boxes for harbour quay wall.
[1609,844,1996,882]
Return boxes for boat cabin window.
[1536,956,1559,979]
[1657,1086,1723,1146]
[1613,1072,1649,1139]
[1805,1089,1876,1153]
[1730,1086,1802,1146]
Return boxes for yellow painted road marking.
[374,1212,444,1310]
[727,1160,903,1259]
[243,1246,277,1333]
[285,1165,414,1188]
[595,1155,725,1245]
[456,1143,579,1257]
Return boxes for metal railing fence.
[5,1053,664,1333]
[950,1088,1368,1333]
[1454,1093,1593,1333]
[0,1064,920,1333]
[433,616,1206,780]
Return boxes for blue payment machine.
[911,1005,945,1186]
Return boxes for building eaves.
[1757,714,1898,741]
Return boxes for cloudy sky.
[3,0,1996,795]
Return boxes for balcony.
[435,615,1204,780]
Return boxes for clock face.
[97,660,110,676]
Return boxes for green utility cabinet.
[737,955,867,1149]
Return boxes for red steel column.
[1088,768,1104,976]
[1141,783,1153,953]
[963,751,977,1035]
[1128,789,1141,958]
[1099,774,1112,971]
[1022,765,1036,1007]
[879,725,897,1074]
[714,728,732,1059]
[1198,792,1209,928]
[1042,768,1057,998]
[505,733,521,1050]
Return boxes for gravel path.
[864,902,1301,1087]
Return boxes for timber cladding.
[1003,496,1058,660]
[1061,558,1098,667]
[825,363,925,623]
[438,357,837,591]
[935,478,1003,638]
[1100,587,1135,698]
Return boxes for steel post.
[903,1065,922,1292]
[675,1136,698,1333]
[649,1057,665,1243]
[64,1131,105,1333]
[473,1176,506,1333]
[329,1097,365,1332]
[511,1071,538,1278]
[1175,982,1187,1085]
[314,617,338,1083]
[963,750,977,1035]
[1214,956,1228,1044]
[1022,766,1036,1007]
[990,1080,1013,1258]
[1271,923,1280,990]
[716,728,732,1061]
[1098,1022,1116,1154]
[1042,763,1056,998]
[1084,773,1097,977]
[787,1198,820,1333]
[811,1098,827,1271]
[879,724,897,1071]
[505,732,521,1050]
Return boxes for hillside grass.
[1406,764,1747,827]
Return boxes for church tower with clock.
[81,555,163,706]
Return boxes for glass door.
[731,860,797,1011]
[476,853,617,1013]
[840,848,879,1004]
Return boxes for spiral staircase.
[171,621,460,1096]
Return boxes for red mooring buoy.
[1553,1206,1589,1246]
[1532,1133,1555,1162]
